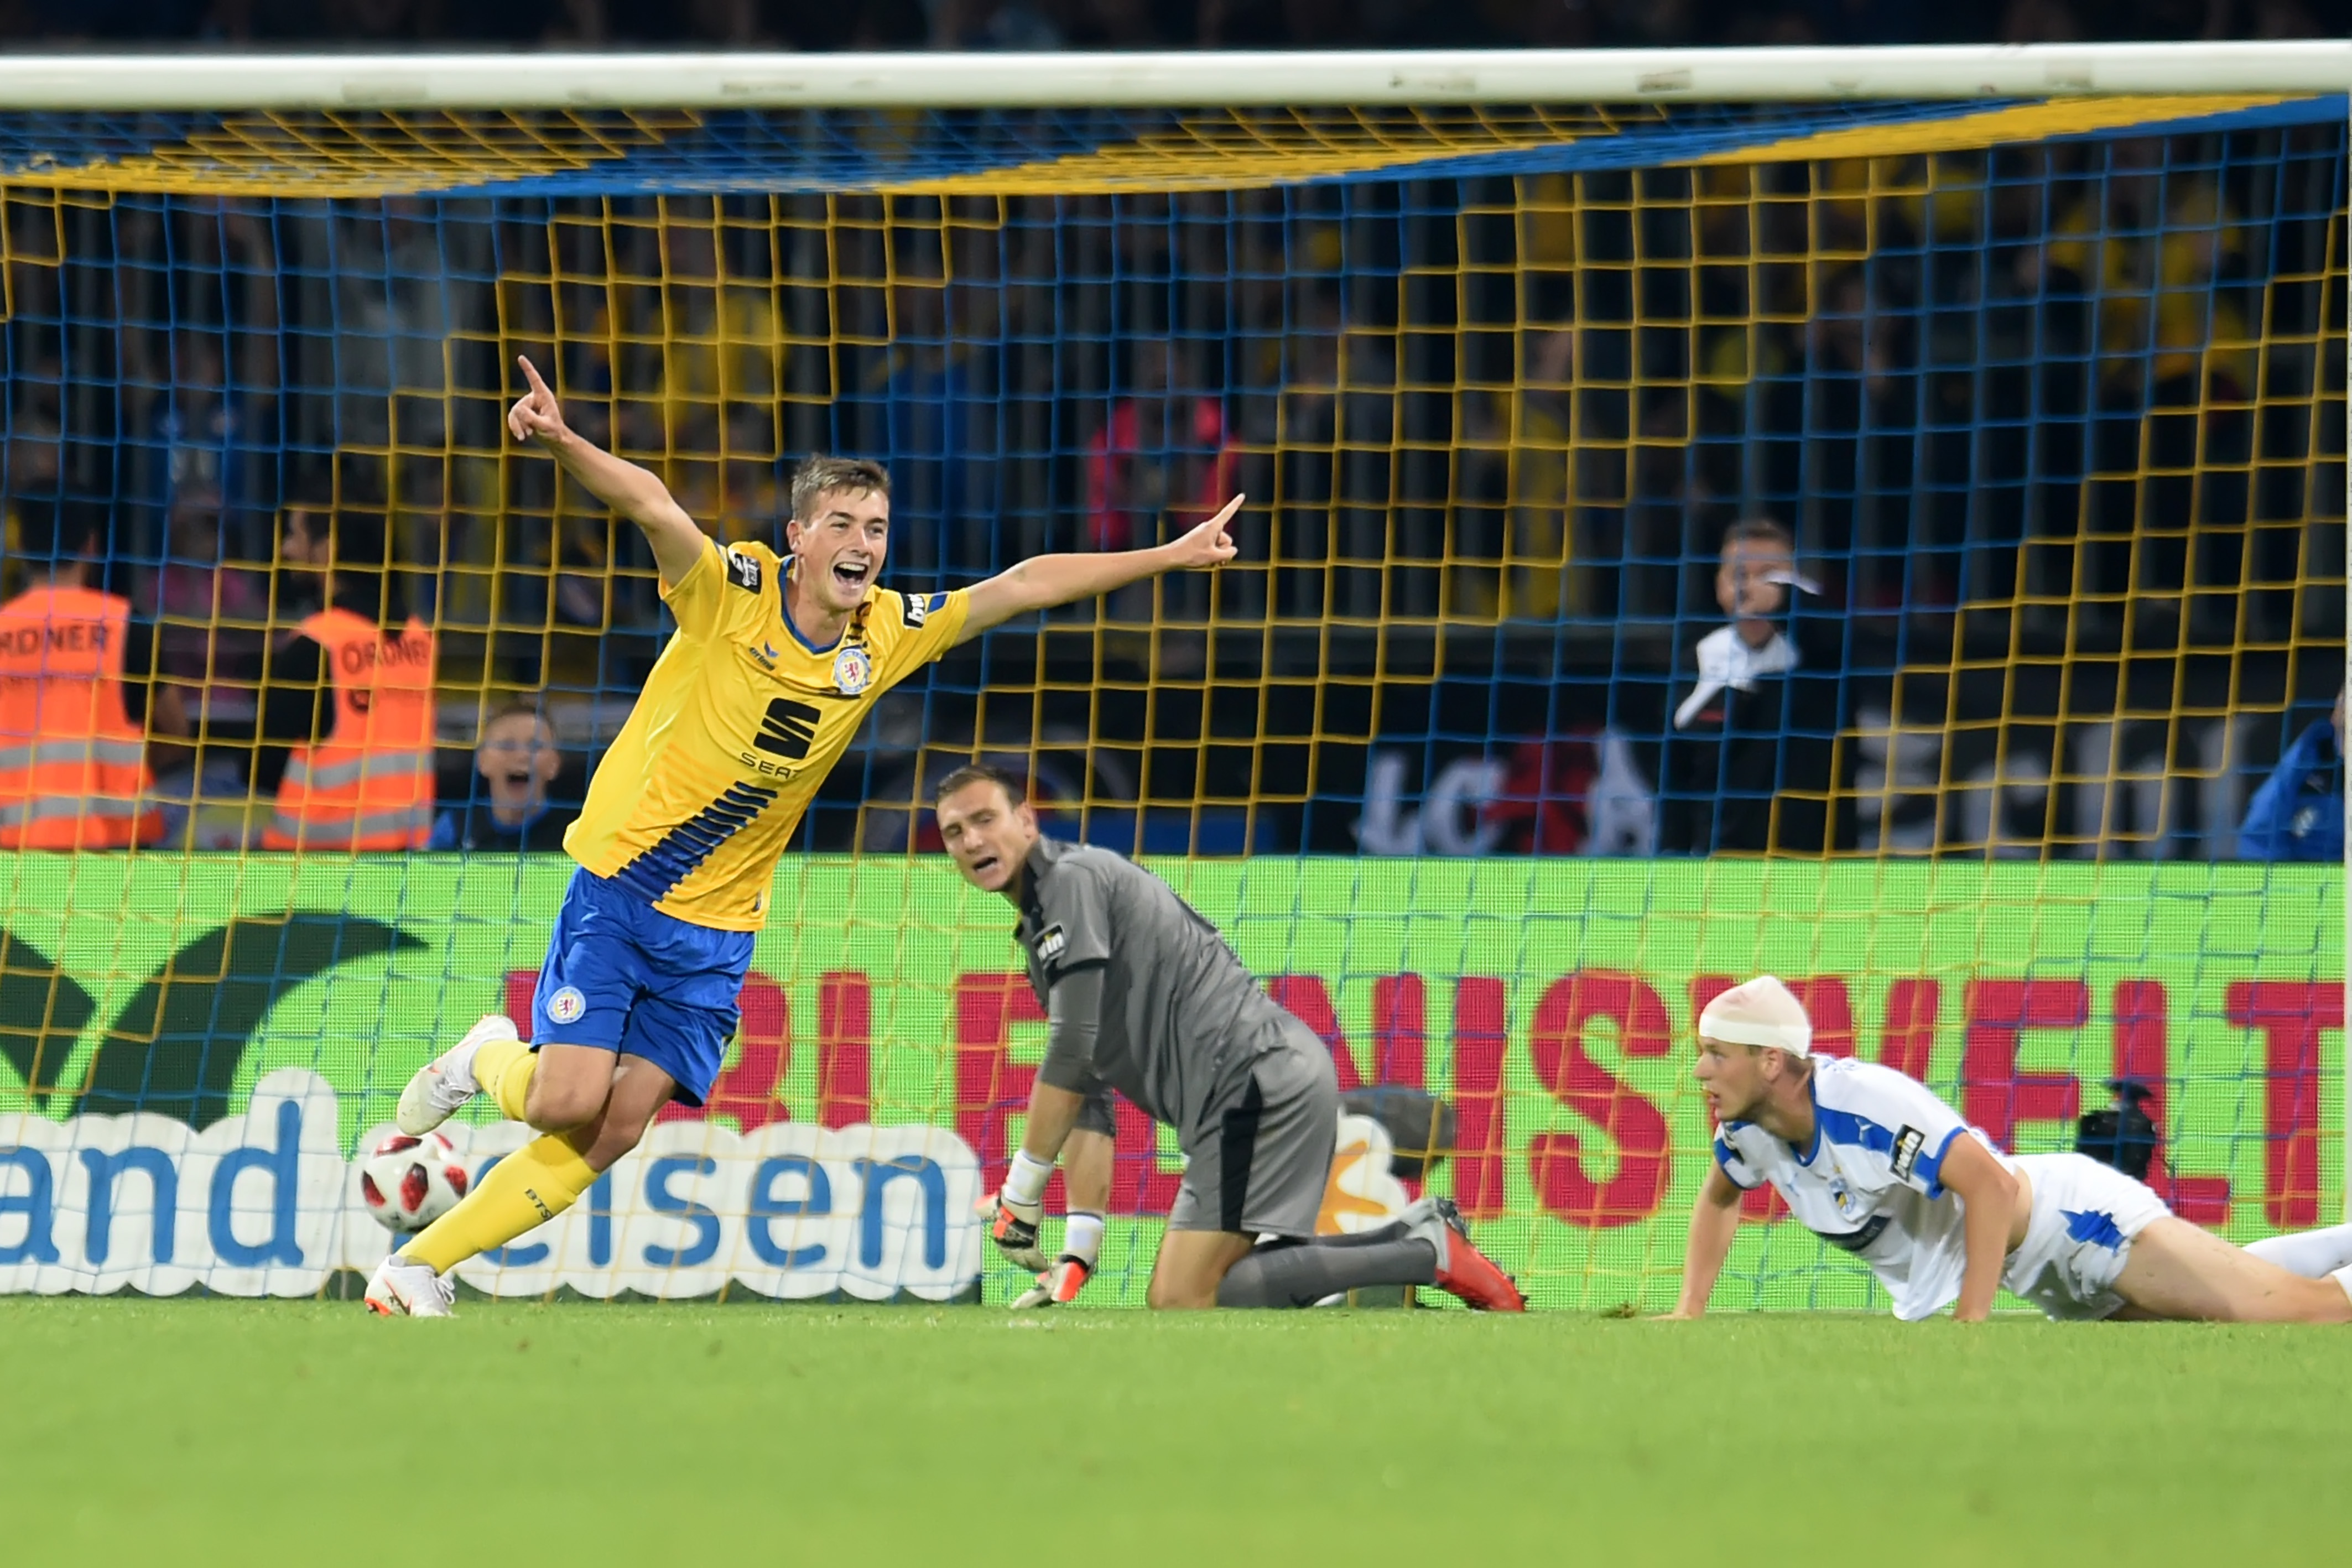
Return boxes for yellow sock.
[474,1036,537,1122]
[401,1131,596,1275]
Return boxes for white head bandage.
[1698,975,1812,1056]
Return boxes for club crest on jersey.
[832,643,874,695]
[547,986,587,1025]
[1034,923,1068,963]
[724,550,764,593]
[1890,1126,1925,1181]
[1827,1172,1857,1218]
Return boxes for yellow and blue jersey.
[563,535,968,931]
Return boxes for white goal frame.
[0,43,2341,109]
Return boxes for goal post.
[0,45,2340,1306]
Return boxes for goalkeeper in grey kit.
[939,764,1525,1311]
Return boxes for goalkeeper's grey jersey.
[1013,836,1294,1140]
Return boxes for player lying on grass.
[939,764,1524,1311]
[364,356,1246,1316]
[1667,976,2352,1323]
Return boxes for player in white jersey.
[1667,976,2352,1322]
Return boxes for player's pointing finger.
[517,354,551,401]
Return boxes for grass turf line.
[0,1300,2344,1564]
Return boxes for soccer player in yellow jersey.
[363,355,1241,1316]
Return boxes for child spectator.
[427,704,578,852]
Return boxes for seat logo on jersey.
[724,550,764,593]
[832,644,873,695]
[1890,1126,1926,1181]
[750,697,822,761]
[547,986,586,1025]
[1034,923,1067,963]
[902,592,945,628]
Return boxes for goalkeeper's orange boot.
[1011,1256,1093,1310]
[1409,1196,1527,1312]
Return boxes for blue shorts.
[532,866,755,1107]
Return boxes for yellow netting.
[0,101,2341,1311]
[2,127,2333,859]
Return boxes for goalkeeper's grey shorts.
[1167,1015,1338,1241]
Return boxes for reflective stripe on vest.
[278,748,438,794]
[264,803,439,848]
[0,794,155,827]
[0,737,150,773]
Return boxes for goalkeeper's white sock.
[1003,1149,1054,1207]
[1063,1210,1105,1269]
[2244,1222,2352,1279]
[2332,1265,2352,1309]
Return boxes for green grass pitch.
[2,1299,2345,1565]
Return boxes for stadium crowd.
[1,116,2334,856]
[0,0,2337,48]
[0,0,2340,858]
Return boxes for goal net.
[0,46,2341,1309]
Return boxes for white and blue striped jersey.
[1713,1056,1992,1320]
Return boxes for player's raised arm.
[1660,1162,1743,1319]
[953,494,1245,647]
[1935,1132,2022,1322]
[506,355,706,587]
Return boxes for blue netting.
[0,95,2337,195]
[0,110,2341,861]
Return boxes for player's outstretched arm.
[953,494,1245,647]
[1658,1163,1742,1319]
[1937,1135,2020,1322]
[505,354,706,587]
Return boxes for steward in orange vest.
[0,499,168,850]
[257,506,438,853]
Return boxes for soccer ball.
[358,1131,470,1234]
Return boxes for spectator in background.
[255,504,438,852]
[136,488,269,846]
[4,355,66,585]
[0,497,180,849]
[1086,336,1237,553]
[2237,688,2343,862]
[139,488,270,720]
[427,702,578,852]
[142,331,261,537]
[1480,727,1657,856]
[1460,324,1578,621]
[1086,337,1239,637]
[1662,517,1840,855]
[926,0,1062,46]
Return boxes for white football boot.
[396,1013,519,1135]
[364,1254,455,1318]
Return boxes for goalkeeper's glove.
[979,1189,1049,1272]
[1011,1255,1094,1310]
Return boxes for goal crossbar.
[0,43,2345,112]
